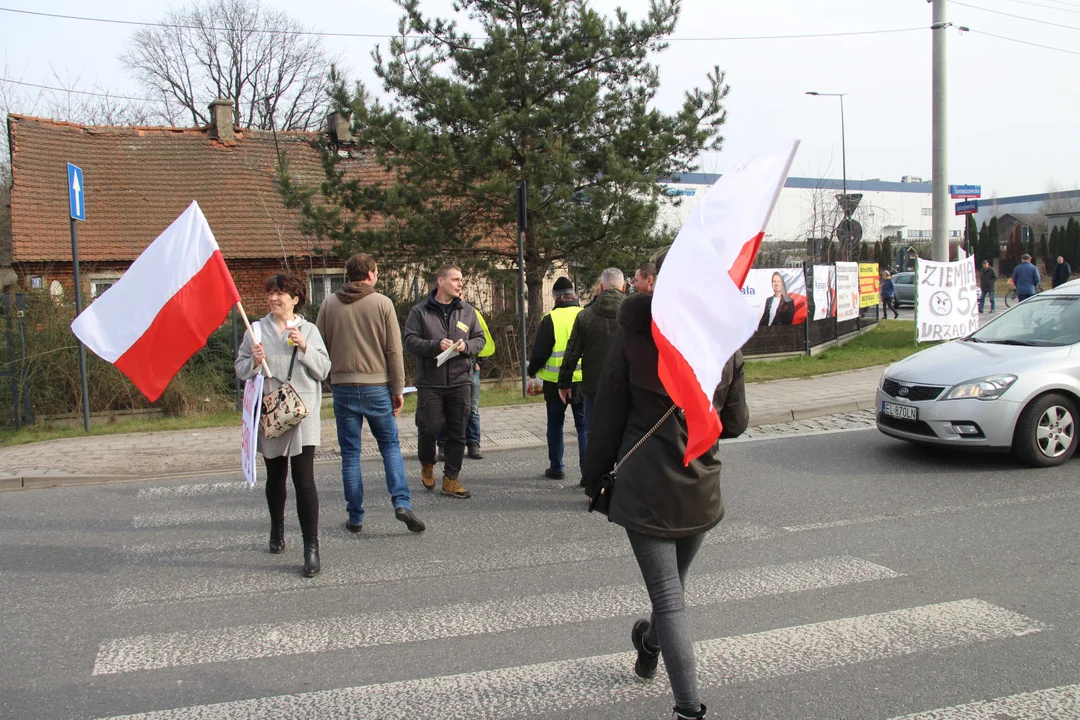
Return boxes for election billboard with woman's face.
[741,268,808,326]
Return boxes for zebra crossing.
[3,436,1079,720]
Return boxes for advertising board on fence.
[812,265,836,320]
[835,262,860,321]
[916,257,980,342]
[741,268,808,326]
[859,263,880,308]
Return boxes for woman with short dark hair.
[235,273,331,577]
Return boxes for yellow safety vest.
[537,306,583,383]
[476,309,495,358]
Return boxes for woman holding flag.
[583,248,748,720]
[236,274,331,578]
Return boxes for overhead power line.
[994,0,1080,15]
[0,7,926,43]
[951,0,1080,30]
[0,77,156,102]
[966,27,1080,53]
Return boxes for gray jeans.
[627,529,706,713]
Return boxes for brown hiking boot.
[441,476,472,499]
[420,464,436,490]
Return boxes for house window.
[922,208,933,216]
[88,274,123,298]
[308,269,346,309]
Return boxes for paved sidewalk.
[0,366,883,488]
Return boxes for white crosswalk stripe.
[93,556,899,674]
[890,684,1080,719]
[93,599,1043,720]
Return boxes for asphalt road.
[1,427,1078,720]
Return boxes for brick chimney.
[208,98,235,142]
[326,111,354,147]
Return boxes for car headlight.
[944,374,1017,400]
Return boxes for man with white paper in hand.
[404,264,486,498]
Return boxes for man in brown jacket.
[316,253,426,534]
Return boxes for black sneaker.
[672,703,707,719]
[345,521,363,533]
[544,468,565,480]
[395,507,426,533]
[631,619,660,679]
[467,443,484,460]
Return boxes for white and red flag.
[652,140,799,464]
[71,201,240,402]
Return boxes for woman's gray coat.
[235,314,331,458]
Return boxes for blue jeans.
[546,394,586,472]
[332,385,412,525]
[438,369,481,446]
[979,288,995,313]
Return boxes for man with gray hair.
[559,267,627,459]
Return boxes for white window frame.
[87,272,123,298]
[307,267,346,308]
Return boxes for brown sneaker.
[420,464,436,490]
[441,476,472,499]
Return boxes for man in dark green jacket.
[558,268,627,454]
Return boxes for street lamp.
[806,91,853,259]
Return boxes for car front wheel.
[1013,392,1079,467]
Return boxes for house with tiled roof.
[3,101,396,309]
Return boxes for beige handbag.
[260,348,309,439]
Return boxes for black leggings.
[263,446,318,540]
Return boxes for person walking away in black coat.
[1053,256,1072,288]
[582,250,749,720]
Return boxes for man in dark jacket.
[558,268,627,455]
[1053,256,1072,288]
[527,277,585,480]
[403,264,486,499]
[979,260,997,314]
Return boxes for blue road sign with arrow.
[67,163,85,221]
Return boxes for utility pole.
[931,0,949,261]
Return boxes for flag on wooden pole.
[652,140,800,463]
[71,201,240,402]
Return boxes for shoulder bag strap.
[285,346,299,382]
[612,404,677,475]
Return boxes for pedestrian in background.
[1053,255,1072,288]
[559,268,626,460]
[880,271,898,319]
[1012,254,1041,302]
[437,307,495,462]
[404,264,486,499]
[236,273,331,578]
[316,253,426,536]
[979,260,997,314]
[528,277,585,480]
[633,262,656,295]
[582,248,748,720]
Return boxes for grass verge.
[0,411,241,448]
[744,319,923,383]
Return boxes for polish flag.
[652,140,799,464]
[71,201,240,402]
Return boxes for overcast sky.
[1,0,1077,198]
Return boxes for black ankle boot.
[269,522,285,554]
[303,538,320,577]
[672,703,706,719]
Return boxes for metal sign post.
[516,181,528,399]
[67,163,91,433]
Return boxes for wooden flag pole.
[235,302,273,379]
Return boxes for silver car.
[892,272,916,307]
[876,281,1080,466]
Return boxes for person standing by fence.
[880,271,898,319]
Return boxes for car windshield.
[967,295,1080,347]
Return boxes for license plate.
[882,401,917,421]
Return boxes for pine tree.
[280,0,727,329]
[881,237,893,269]
[1068,218,1080,268]
[1049,226,1061,258]
[964,214,978,256]
[988,216,1001,265]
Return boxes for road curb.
[0,401,878,490]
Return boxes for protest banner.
[917,257,980,342]
[835,262,860,321]
[812,265,836,320]
[741,267,808,326]
[241,375,264,487]
[859,263,880,308]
